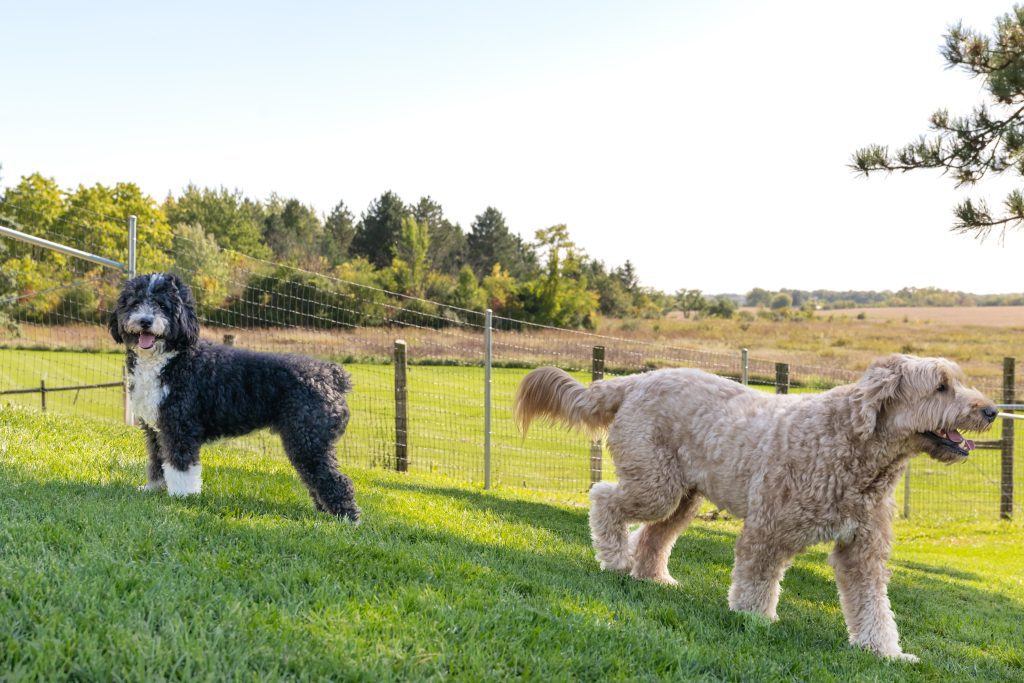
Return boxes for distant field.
[811,306,1024,327]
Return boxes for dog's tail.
[330,365,353,394]
[514,367,634,435]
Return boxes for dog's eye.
[937,383,948,393]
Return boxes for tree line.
[1,171,1020,332]
[0,172,740,329]
[745,287,1024,311]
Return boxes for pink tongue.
[138,333,156,349]
[942,429,975,452]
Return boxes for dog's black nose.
[982,406,998,421]
[138,316,153,330]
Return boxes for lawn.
[0,408,1021,681]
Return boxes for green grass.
[1,348,1021,519]
[0,408,1022,681]
[0,348,614,492]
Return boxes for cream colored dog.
[514,354,997,661]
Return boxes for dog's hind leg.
[589,474,682,574]
[629,488,703,585]
[138,424,167,492]
[727,524,800,620]
[280,428,360,522]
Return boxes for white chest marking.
[129,350,176,430]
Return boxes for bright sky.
[2,0,1022,294]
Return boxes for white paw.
[138,480,167,492]
[888,652,920,664]
[630,569,678,586]
[651,573,679,587]
[597,554,633,573]
[163,462,202,496]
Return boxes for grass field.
[0,409,1021,681]
[1,347,1021,521]
[0,348,615,493]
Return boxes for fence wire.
[0,203,1019,521]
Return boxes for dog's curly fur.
[109,272,359,521]
[514,354,997,661]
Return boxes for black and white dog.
[108,272,360,521]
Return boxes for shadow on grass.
[2,459,1022,681]
[891,559,983,582]
[372,477,741,544]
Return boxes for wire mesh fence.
[0,201,1019,521]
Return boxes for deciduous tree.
[164,185,269,257]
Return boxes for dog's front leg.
[138,424,167,492]
[828,505,916,662]
[158,427,203,497]
[727,524,798,621]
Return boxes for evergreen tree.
[853,7,1024,239]
[350,191,407,268]
[322,199,356,266]
[412,196,465,274]
[262,196,323,267]
[465,206,536,279]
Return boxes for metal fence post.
[484,309,493,490]
[741,348,749,385]
[590,346,605,485]
[127,215,137,279]
[40,378,47,412]
[1002,357,1015,520]
[124,215,137,427]
[394,340,408,472]
[903,465,911,519]
[775,362,789,394]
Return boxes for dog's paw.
[887,652,920,664]
[736,610,775,631]
[597,555,633,573]
[631,570,679,587]
[337,509,361,526]
[138,481,167,492]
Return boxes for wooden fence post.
[394,340,408,472]
[775,363,789,395]
[1002,357,1015,520]
[590,346,605,485]
[40,378,47,412]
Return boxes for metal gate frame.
[0,216,137,423]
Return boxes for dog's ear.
[108,308,123,344]
[167,273,200,348]
[851,354,905,440]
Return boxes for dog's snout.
[982,406,998,422]
[138,316,153,330]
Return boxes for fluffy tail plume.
[514,366,631,435]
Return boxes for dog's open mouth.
[920,429,975,458]
[136,333,159,350]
